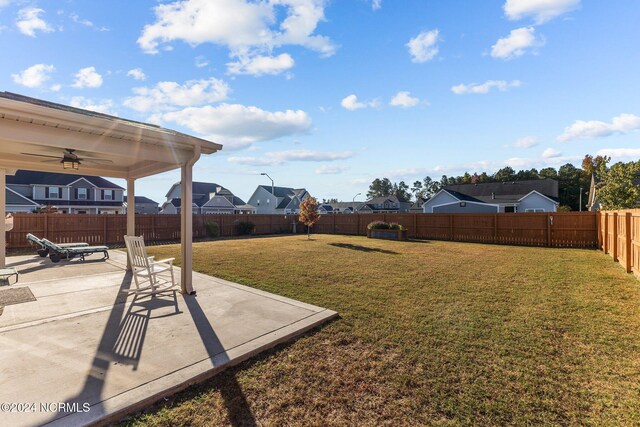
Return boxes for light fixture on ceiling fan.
[20,148,114,171]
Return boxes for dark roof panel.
[7,170,123,189]
[124,196,158,205]
[444,179,559,199]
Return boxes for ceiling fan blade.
[40,159,63,164]
[20,152,61,159]
[82,159,114,165]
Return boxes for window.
[525,208,545,213]
[257,199,260,206]
[48,187,60,199]
[267,199,270,204]
[77,188,87,200]
[459,202,467,207]
[103,190,113,200]
[505,206,516,213]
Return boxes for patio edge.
[46,307,338,427]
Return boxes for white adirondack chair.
[124,235,177,295]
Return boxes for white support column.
[180,164,194,294]
[126,178,136,270]
[0,169,5,268]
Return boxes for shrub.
[236,221,255,235]
[368,221,406,231]
[367,221,390,230]
[205,221,220,238]
[388,222,405,230]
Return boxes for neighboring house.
[423,179,559,213]
[363,195,412,213]
[410,197,428,213]
[318,201,366,214]
[160,181,254,214]
[587,174,600,212]
[247,185,310,214]
[6,170,124,214]
[124,196,159,214]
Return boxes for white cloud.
[50,84,61,92]
[161,103,313,146]
[340,94,379,111]
[596,148,640,161]
[389,91,420,108]
[11,63,55,88]
[195,55,209,68]
[69,12,107,31]
[491,27,543,60]
[69,96,117,115]
[511,136,539,148]
[127,68,146,81]
[315,164,347,174]
[227,53,294,76]
[16,7,54,37]
[407,29,440,63]
[451,80,521,95]
[228,150,353,166]
[137,0,335,77]
[123,78,230,112]
[372,0,382,11]
[504,0,580,24]
[72,66,103,88]
[542,148,561,158]
[557,113,640,142]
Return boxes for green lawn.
[125,234,640,426]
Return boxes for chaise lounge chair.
[26,233,89,257]
[40,238,109,263]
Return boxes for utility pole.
[352,192,361,213]
[261,172,274,196]
[579,187,583,212]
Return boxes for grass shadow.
[328,242,399,255]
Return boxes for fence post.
[449,215,454,241]
[493,214,498,244]
[625,212,632,273]
[43,213,48,240]
[612,212,618,262]
[103,215,107,244]
[603,213,609,254]
[546,213,552,247]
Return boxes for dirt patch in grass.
[122,235,640,426]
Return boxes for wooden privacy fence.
[598,209,640,279]
[6,211,598,250]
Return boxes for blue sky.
[1,0,639,203]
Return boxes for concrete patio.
[0,250,337,427]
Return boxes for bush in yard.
[236,221,255,236]
[205,221,220,238]
[388,222,405,230]
[299,196,321,240]
[367,221,389,230]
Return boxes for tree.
[411,180,424,200]
[596,160,640,209]
[422,176,440,198]
[367,178,393,198]
[393,180,411,202]
[322,198,338,203]
[494,166,516,182]
[299,197,321,240]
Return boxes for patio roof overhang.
[0,92,222,293]
[0,92,221,179]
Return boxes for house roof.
[444,179,559,201]
[6,188,39,206]
[124,195,158,205]
[258,185,297,198]
[7,170,123,189]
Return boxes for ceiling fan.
[20,148,114,170]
